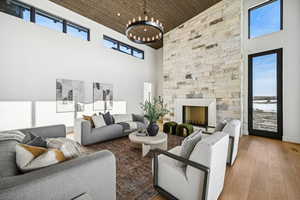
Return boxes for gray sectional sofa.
[0,125,116,200]
[74,114,147,145]
[74,114,148,145]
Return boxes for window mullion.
[30,7,35,23]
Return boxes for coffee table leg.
[162,140,168,150]
[142,144,151,157]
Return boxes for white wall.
[155,48,163,97]
[243,0,300,143]
[0,0,163,130]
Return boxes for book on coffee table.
[136,132,147,137]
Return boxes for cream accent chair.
[222,119,241,166]
[153,132,229,200]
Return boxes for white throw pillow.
[92,115,106,128]
[178,130,202,168]
[16,144,66,173]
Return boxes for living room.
[0,0,300,199]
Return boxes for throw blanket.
[117,122,138,131]
[117,122,130,131]
[46,137,82,159]
[0,130,25,143]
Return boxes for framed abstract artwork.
[56,79,85,113]
[93,82,113,111]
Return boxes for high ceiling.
[50,0,222,49]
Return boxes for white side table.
[129,132,168,157]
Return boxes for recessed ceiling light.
[117,13,121,17]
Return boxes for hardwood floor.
[152,135,300,200]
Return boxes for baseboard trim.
[283,136,300,144]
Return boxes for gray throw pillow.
[215,120,227,132]
[178,130,202,168]
[22,132,47,148]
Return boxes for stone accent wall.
[162,0,242,123]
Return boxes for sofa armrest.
[152,149,210,200]
[0,151,116,200]
[74,119,92,145]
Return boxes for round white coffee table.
[129,132,168,157]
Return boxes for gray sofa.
[0,125,116,200]
[74,114,147,146]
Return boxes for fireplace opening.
[182,106,208,127]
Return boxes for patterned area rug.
[82,134,183,200]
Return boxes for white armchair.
[152,132,229,200]
[222,120,241,166]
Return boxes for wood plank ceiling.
[50,0,222,49]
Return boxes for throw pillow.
[46,137,82,159]
[102,112,114,125]
[92,115,106,128]
[215,120,227,132]
[132,114,145,123]
[22,132,47,148]
[178,130,202,168]
[83,114,97,128]
[16,144,66,173]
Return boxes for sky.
[250,0,281,38]
[253,53,277,97]
[250,0,280,97]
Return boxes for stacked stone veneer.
[162,0,242,123]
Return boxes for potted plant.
[141,97,169,136]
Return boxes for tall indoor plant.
[141,97,169,136]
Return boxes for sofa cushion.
[102,112,114,125]
[16,144,66,173]
[178,130,202,167]
[135,121,147,130]
[0,140,19,177]
[92,115,106,128]
[113,114,133,123]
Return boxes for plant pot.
[147,122,159,136]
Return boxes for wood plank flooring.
[152,135,300,200]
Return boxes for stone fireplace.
[162,0,242,129]
[175,98,216,127]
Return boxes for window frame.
[248,0,283,39]
[248,48,283,140]
[35,9,64,32]
[103,35,144,60]
[66,21,90,41]
[1,0,90,41]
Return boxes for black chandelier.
[126,0,164,44]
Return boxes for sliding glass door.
[248,49,283,139]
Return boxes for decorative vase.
[147,121,159,136]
